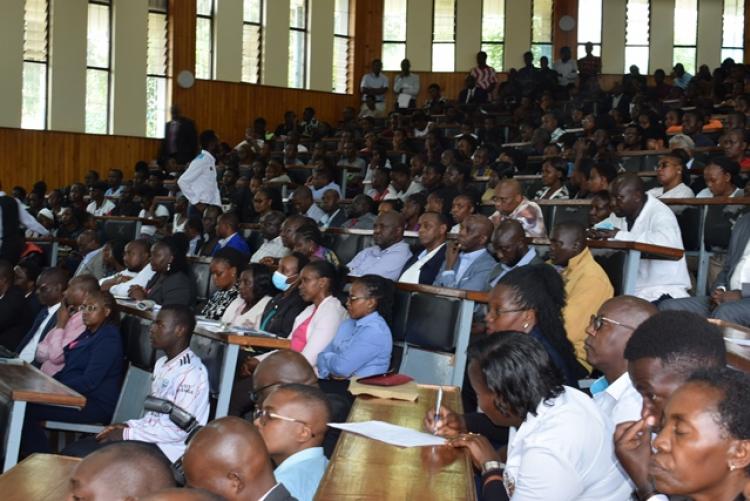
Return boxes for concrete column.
[0,0,24,128]
[214,0,243,82]
[262,0,290,86]
[504,0,532,70]
[308,0,335,91]
[112,0,148,136]
[601,0,626,73]
[405,0,433,71]
[49,0,88,132]
[455,0,482,72]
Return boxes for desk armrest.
[43,421,105,434]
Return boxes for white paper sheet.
[724,337,750,347]
[328,420,447,447]
[397,93,412,108]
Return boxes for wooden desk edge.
[10,389,85,408]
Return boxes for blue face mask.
[272,271,291,291]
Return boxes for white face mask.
[272,270,291,291]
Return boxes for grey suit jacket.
[75,248,107,280]
[715,212,750,293]
[433,249,497,291]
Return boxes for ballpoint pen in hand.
[433,386,443,435]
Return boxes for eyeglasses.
[252,408,315,436]
[589,314,636,332]
[488,307,526,317]
[346,295,368,303]
[80,304,101,312]
[249,382,281,404]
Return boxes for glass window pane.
[532,0,553,43]
[722,48,744,62]
[673,0,697,46]
[333,36,349,93]
[433,0,455,42]
[85,69,109,134]
[673,47,696,75]
[21,62,46,130]
[243,0,261,23]
[290,0,306,29]
[149,0,168,13]
[146,76,167,138]
[87,3,110,68]
[432,43,455,71]
[147,12,168,76]
[481,43,504,71]
[242,24,261,84]
[334,0,349,36]
[626,0,649,45]
[723,0,744,48]
[577,0,602,45]
[197,0,212,16]
[24,0,48,62]
[195,17,212,79]
[531,44,552,64]
[482,0,505,42]
[383,0,407,41]
[577,44,601,59]
[625,46,649,74]
[382,42,405,71]
[288,30,305,88]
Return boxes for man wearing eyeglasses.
[584,296,657,426]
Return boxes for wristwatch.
[481,460,505,475]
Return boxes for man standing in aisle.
[160,105,198,165]
[178,130,222,219]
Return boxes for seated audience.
[96,304,209,462]
[449,193,478,233]
[615,311,727,499]
[137,187,170,239]
[646,152,695,199]
[486,219,543,288]
[129,236,196,307]
[74,229,106,279]
[172,194,189,234]
[293,221,341,266]
[535,157,570,199]
[185,217,205,256]
[721,128,750,171]
[308,166,342,201]
[589,190,612,227]
[200,247,244,320]
[489,178,546,237]
[584,296,657,424]
[0,259,36,350]
[222,263,275,329]
[590,173,690,302]
[254,384,330,501]
[434,215,496,291]
[341,194,377,230]
[22,291,123,454]
[85,181,116,216]
[14,260,42,316]
[650,367,750,501]
[587,162,618,194]
[257,253,311,338]
[212,212,251,257]
[319,189,347,229]
[696,158,745,218]
[17,267,68,361]
[183,417,296,501]
[67,442,176,501]
[317,275,393,378]
[100,239,155,297]
[198,205,222,257]
[433,333,631,500]
[36,275,99,376]
[347,212,412,280]
[400,211,449,285]
[402,192,426,231]
[549,222,614,371]
[291,186,325,223]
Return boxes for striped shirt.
[470,65,497,91]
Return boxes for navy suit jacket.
[400,244,447,285]
[16,308,59,355]
[212,233,252,257]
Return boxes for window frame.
[530,0,554,64]
[576,0,602,59]
[672,0,698,74]
[146,0,169,139]
[22,0,50,130]
[480,0,505,72]
[241,0,263,84]
[332,0,352,94]
[624,0,651,74]
[721,0,745,62]
[431,0,457,72]
[86,0,113,135]
[381,0,408,72]
[288,0,309,89]
[195,0,215,80]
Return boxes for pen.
[433,386,443,434]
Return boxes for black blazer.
[147,271,197,308]
[160,116,198,165]
[458,87,488,106]
[259,289,310,337]
[0,286,35,350]
[17,309,59,355]
[399,244,447,285]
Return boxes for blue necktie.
[16,308,49,353]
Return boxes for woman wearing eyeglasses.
[22,290,124,454]
[221,263,276,329]
[257,252,311,337]
[316,275,393,379]
[128,235,196,307]
[199,247,245,320]
[650,367,750,501]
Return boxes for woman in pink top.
[35,275,99,376]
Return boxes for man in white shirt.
[251,211,290,264]
[360,59,389,112]
[177,129,222,217]
[16,268,67,361]
[100,239,155,298]
[347,212,412,280]
[86,182,116,216]
[307,167,342,202]
[399,212,448,285]
[553,46,578,88]
[393,58,420,109]
[291,186,325,224]
[104,169,125,197]
[591,173,690,302]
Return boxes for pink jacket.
[35,311,86,376]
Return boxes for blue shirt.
[274,447,328,501]
[347,241,413,280]
[212,233,251,257]
[317,312,392,379]
[490,247,539,287]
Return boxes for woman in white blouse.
[535,157,570,200]
[439,333,631,501]
[647,152,695,200]
[221,263,275,329]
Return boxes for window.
[86,0,112,134]
[195,0,214,79]
[288,0,307,89]
[722,0,745,63]
[577,0,602,59]
[382,0,407,71]
[22,0,49,130]
[432,0,456,71]
[242,0,262,84]
[673,0,697,75]
[333,0,351,93]
[481,0,505,71]
[625,0,650,73]
[146,0,168,139]
[531,0,553,64]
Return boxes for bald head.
[458,214,493,252]
[291,186,313,213]
[374,211,405,248]
[492,219,529,266]
[494,178,524,215]
[183,417,276,501]
[252,350,318,406]
[67,442,175,501]
[549,222,586,266]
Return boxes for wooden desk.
[0,453,79,501]
[0,361,85,472]
[315,386,476,500]
[709,319,750,373]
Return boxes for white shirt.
[177,150,221,207]
[696,186,743,199]
[99,269,137,287]
[399,243,445,284]
[18,303,61,363]
[124,348,210,462]
[647,183,694,199]
[592,372,642,425]
[251,236,289,263]
[86,199,116,216]
[503,387,631,501]
[108,264,156,298]
[311,182,342,201]
[394,73,420,97]
[138,205,170,237]
[172,214,187,234]
[360,73,389,102]
[187,236,202,256]
[602,194,691,301]
[554,58,578,86]
[305,203,326,223]
[0,191,49,237]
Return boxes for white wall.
[112,0,149,136]
[0,0,25,128]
